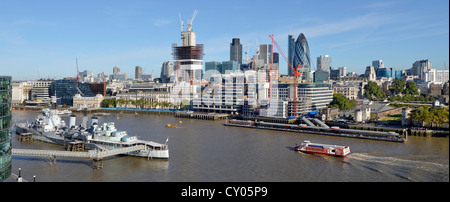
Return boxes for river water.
[10,110,449,182]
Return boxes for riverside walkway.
[12,145,146,169]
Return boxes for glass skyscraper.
[317,55,332,71]
[230,38,242,64]
[0,76,11,182]
[288,35,295,76]
[291,33,311,82]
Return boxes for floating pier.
[17,133,33,142]
[175,112,230,120]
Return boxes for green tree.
[405,81,419,95]
[391,78,405,95]
[330,93,357,110]
[364,81,385,100]
[101,98,116,108]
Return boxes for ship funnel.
[91,117,98,126]
[69,115,76,127]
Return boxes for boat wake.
[348,153,449,174]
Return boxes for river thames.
[9,110,449,182]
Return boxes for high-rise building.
[292,33,311,82]
[372,60,384,71]
[259,44,273,65]
[171,11,204,105]
[204,61,221,80]
[411,59,433,79]
[221,61,239,74]
[317,55,332,71]
[230,38,242,64]
[135,66,143,80]
[172,30,204,84]
[288,35,295,76]
[160,61,174,83]
[113,66,120,74]
[0,76,11,182]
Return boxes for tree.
[364,81,385,100]
[101,99,116,108]
[391,78,405,95]
[330,93,357,110]
[405,81,419,95]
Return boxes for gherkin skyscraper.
[291,33,311,82]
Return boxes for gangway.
[12,145,146,169]
[12,145,145,159]
[301,117,315,127]
[312,118,330,128]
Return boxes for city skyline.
[0,0,448,81]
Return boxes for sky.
[0,0,448,81]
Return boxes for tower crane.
[178,13,184,32]
[187,10,198,31]
[269,34,302,117]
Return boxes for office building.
[423,69,449,84]
[110,72,128,81]
[313,70,330,83]
[87,82,107,96]
[204,61,222,80]
[292,33,312,82]
[317,55,332,71]
[11,81,31,104]
[80,70,94,82]
[288,35,295,76]
[372,60,384,71]
[330,67,346,80]
[192,72,245,114]
[259,44,272,65]
[113,66,120,74]
[49,78,94,106]
[160,61,174,83]
[28,80,53,100]
[135,66,143,80]
[230,38,242,64]
[221,61,239,74]
[376,67,392,78]
[0,76,11,182]
[411,59,432,79]
[278,83,333,112]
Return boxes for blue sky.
[0,0,448,81]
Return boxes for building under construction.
[170,10,204,105]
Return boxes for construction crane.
[178,13,184,32]
[269,34,302,117]
[187,10,198,31]
[76,58,80,82]
[74,58,83,96]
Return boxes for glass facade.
[49,79,94,106]
[376,67,392,78]
[292,33,311,82]
[0,76,11,182]
[317,55,332,71]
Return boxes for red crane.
[269,34,302,117]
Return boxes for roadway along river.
[10,110,449,182]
